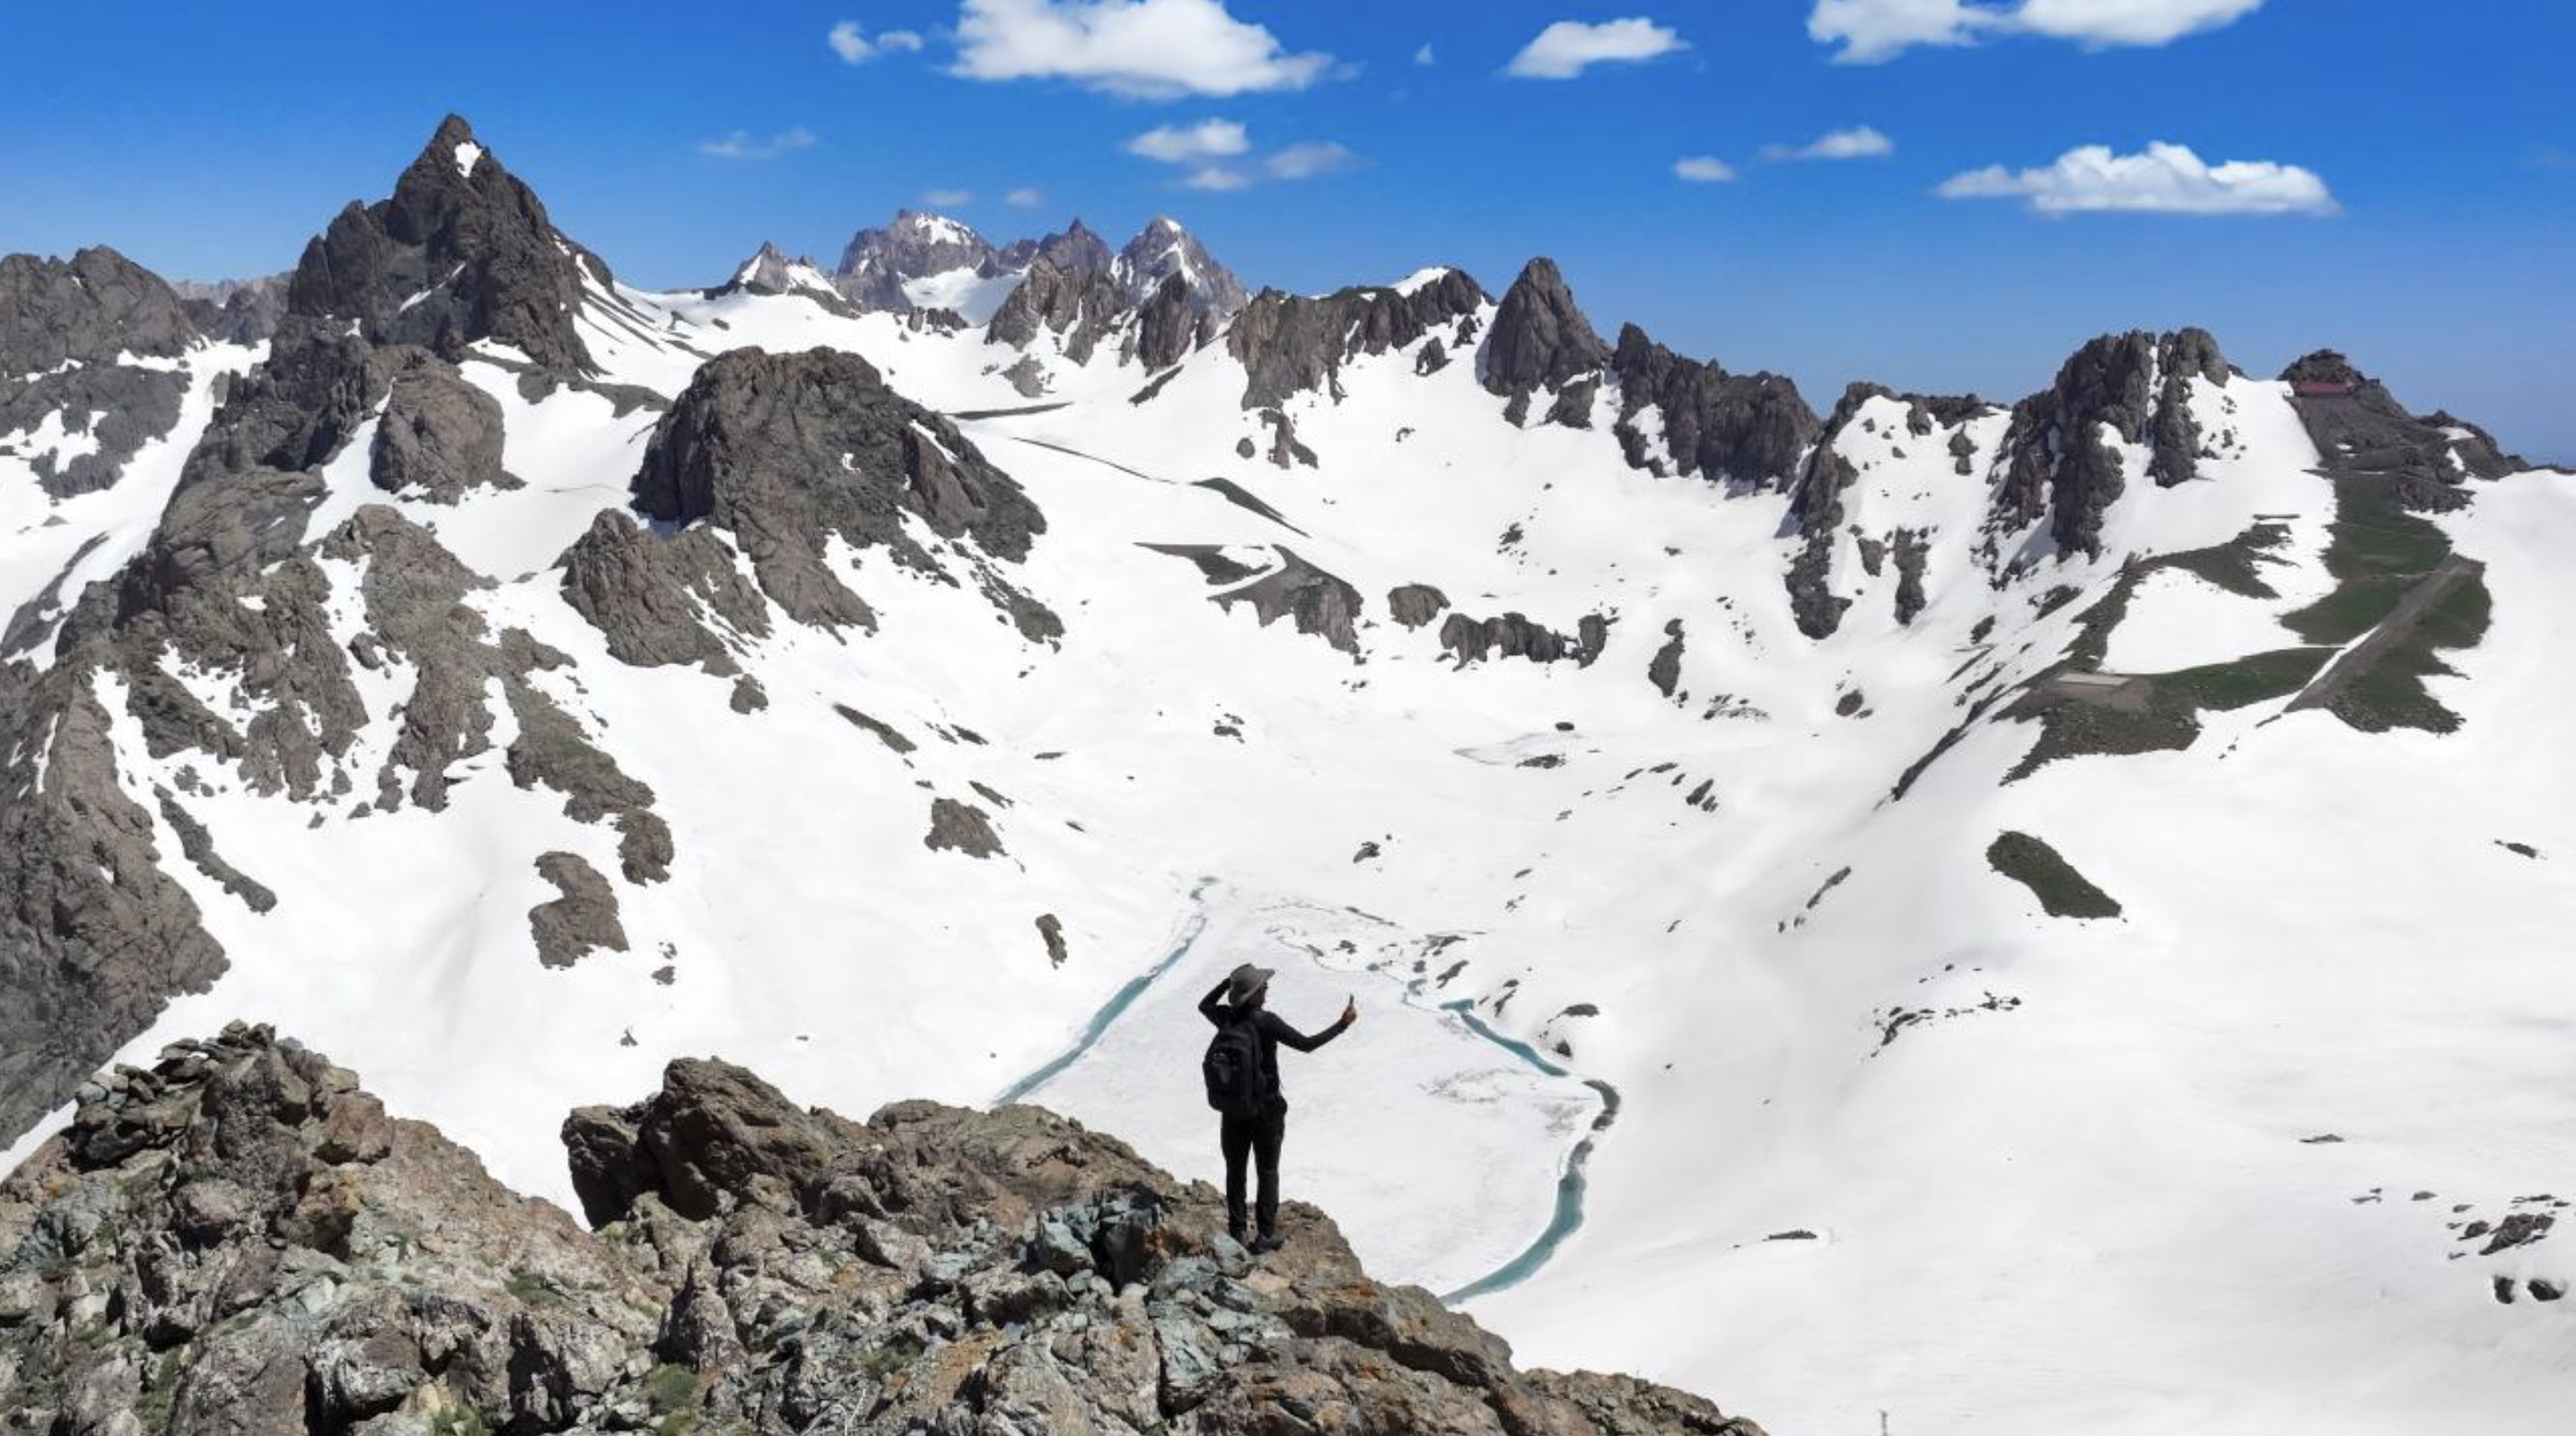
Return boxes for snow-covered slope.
[4,116,2572,1436]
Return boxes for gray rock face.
[559,511,770,676]
[1388,582,1452,629]
[995,218,1116,278]
[1785,440,1858,640]
[1481,258,1609,406]
[285,114,609,374]
[624,346,1056,639]
[985,256,1126,363]
[1213,547,1363,654]
[2281,348,2534,506]
[1132,272,1204,372]
[173,273,288,344]
[0,246,201,495]
[924,797,1004,858]
[1993,328,2224,559]
[1439,610,1608,667]
[1110,216,1249,316]
[529,852,628,968]
[1648,619,1687,697]
[1608,325,1818,487]
[834,210,999,311]
[1226,268,1488,409]
[369,353,517,503]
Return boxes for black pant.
[1220,1103,1286,1238]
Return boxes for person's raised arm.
[1199,978,1233,1028]
[1258,1003,1354,1053]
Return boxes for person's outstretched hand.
[1342,995,1359,1025]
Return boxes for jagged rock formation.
[610,346,1059,640]
[711,242,862,316]
[172,273,287,344]
[986,257,1128,363]
[2282,349,2535,508]
[1389,582,1452,629]
[995,218,1115,278]
[0,246,198,495]
[1608,326,1818,488]
[0,1028,1768,1435]
[1991,328,2226,561]
[530,852,628,968]
[286,114,610,373]
[1133,272,1220,372]
[1214,548,1363,654]
[1482,259,1608,420]
[1226,269,1488,408]
[835,210,1001,311]
[1111,215,1249,316]
[369,351,519,502]
[1440,611,1610,667]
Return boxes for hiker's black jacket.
[1199,980,1351,1108]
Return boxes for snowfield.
[6,261,2574,1436]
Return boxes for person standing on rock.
[1198,962,1356,1253]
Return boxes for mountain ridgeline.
[2,113,2563,1433]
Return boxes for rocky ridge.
[0,1025,1767,1435]
[0,247,201,496]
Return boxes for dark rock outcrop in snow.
[995,217,1116,279]
[1482,258,1609,414]
[2282,348,2537,507]
[1608,325,1818,488]
[369,350,519,502]
[560,510,771,676]
[1648,619,1687,697]
[1992,328,2227,560]
[530,851,629,968]
[1133,271,1217,372]
[1214,547,1364,654]
[0,246,199,495]
[1389,582,1452,629]
[1440,610,1610,667]
[1226,269,1487,409]
[986,255,1127,363]
[618,346,1057,641]
[285,114,610,373]
[924,796,1005,858]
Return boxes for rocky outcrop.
[285,114,609,373]
[0,246,200,495]
[1389,582,1452,629]
[2281,348,2535,508]
[924,797,1004,858]
[1226,269,1487,409]
[559,510,770,676]
[1112,215,1249,315]
[986,256,1126,363]
[1785,436,1857,640]
[1648,619,1687,697]
[1993,328,2228,559]
[1214,547,1364,654]
[1132,271,1210,372]
[1482,258,1609,415]
[1440,610,1610,667]
[370,350,518,502]
[1608,325,1818,488]
[995,218,1116,279]
[530,851,629,968]
[622,346,1057,640]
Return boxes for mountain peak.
[1483,257,1608,399]
[1110,215,1247,317]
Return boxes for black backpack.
[1203,1016,1265,1115]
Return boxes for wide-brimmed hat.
[1227,963,1275,1003]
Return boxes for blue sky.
[4,1,2571,459]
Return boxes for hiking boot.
[1249,1231,1284,1255]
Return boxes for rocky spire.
[1223,268,1488,408]
[1608,322,1818,487]
[1480,258,1610,421]
[1111,215,1249,316]
[285,113,609,373]
[1992,328,2234,558]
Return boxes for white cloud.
[1809,0,2264,64]
[1761,125,1896,162]
[1005,187,1047,207]
[1180,166,1253,191]
[921,188,975,207]
[1415,42,1436,66]
[952,0,1332,98]
[1266,142,1357,180]
[1936,141,2335,215]
[828,20,922,64]
[696,127,820,160]
[1674,156,1738,182]
[1505,17,1687,79]
[1125,118,1250,163]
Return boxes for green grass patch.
[1987,832,2123,919]
[860,1332,926,1380]
[645,1363,700,1414]
[2285,476,2456,645]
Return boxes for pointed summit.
[285,113,609,372]
[1483,258,1608,398]
[1110,216,1247,317]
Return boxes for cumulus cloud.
[1505,17,1687,79]
[952,0,1331,98]
[921,188,975,207]
[1809,0,2263,64]
[1936,141,2336,215]
[1761,125,1895,162]
[1006,187,1047,207]
[697,127,819,160]
[1125,118,1250,162]
[1674,156,1738,182]
[828,20,924,64]
[1266,142,1358,180]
